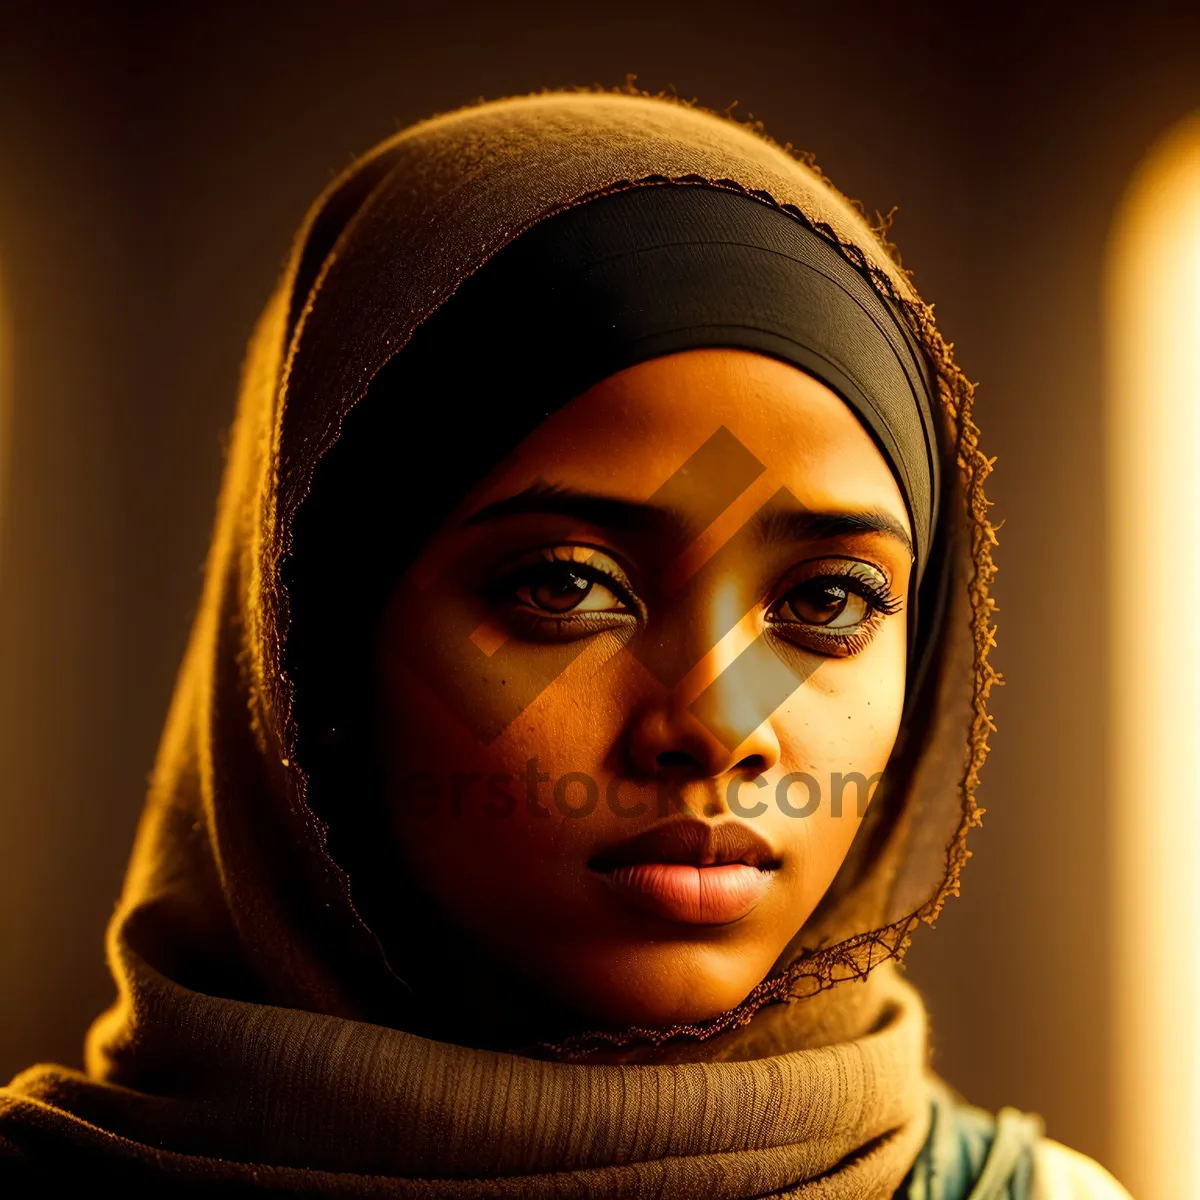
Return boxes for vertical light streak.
[1107,112,1200,1200]
[0,261,9,580]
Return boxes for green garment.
[898,1079,1043,1199]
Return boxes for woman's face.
[378,348,913,1030]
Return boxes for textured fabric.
[0,971,930,1194]
[898,1079,1040,1199]
[895,1082,1132,1200]
[0,88,1002,1194]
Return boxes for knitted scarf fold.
[5,946,930,1196]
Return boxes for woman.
[0,87,1128,1196]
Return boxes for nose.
[626,695,781,778]
[625,564,796,779]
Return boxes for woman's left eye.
[765,563,902,657]
[776,581,872,629]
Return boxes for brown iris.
[529,568,594,613]
[780,581,869,628]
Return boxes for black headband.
[421,184,941,579]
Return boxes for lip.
[589,819,781,926]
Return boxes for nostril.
[735,753,768,773]
[656,749,701,769]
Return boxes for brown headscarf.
[0,87,997,1195]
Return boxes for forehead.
[468,348,910,532]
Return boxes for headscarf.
[0,87,998,1195]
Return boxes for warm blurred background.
[1,2,1197,1193]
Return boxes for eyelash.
[484,546,902,656]
[763,564,903,659]
[482,547,642,643]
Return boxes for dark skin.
[377,349,912,1037]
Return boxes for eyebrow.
[463,481,672,533]
[755,507,914,558]
[464,481,914,557]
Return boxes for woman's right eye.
[513,565,629,616]
[484,546,643,643]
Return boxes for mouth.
[588,819,782,926]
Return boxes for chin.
[548,940,766,1030]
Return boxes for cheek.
[381,629,643,783]
[376,642,646,916]
[762,620,907,906]
[782,626,907,773]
